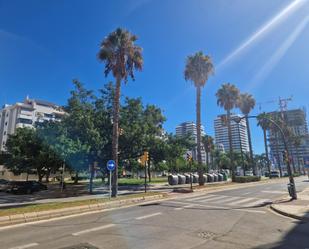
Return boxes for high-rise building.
[214,114,249,153]
[267,108,309,172]
[175,121,206,164]
[0,96,65,151]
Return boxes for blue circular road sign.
[107,160,116,171]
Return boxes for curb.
[0,194,166,227]
[270,204,309,222]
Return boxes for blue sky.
[1,0,309,153]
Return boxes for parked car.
[270,171,280,178]
[0,179,10,192]
[8,181,47,194]
[245,171,254,176]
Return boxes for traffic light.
[282,150,288,163]
[144,151,149,161]
[186,152,192,162]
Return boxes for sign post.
[106,160,116,199]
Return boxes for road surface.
[0,177,308,249]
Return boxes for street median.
[0,192,166,227]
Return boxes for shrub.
[233,176,261,183]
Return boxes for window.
[3,131,6,135]
[44,113,54,118]
[5,122,7,126]
[17,118,32,124]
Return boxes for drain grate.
[197,231,216,240]
[59,243,99,249]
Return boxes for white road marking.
[187,194,216,202]
[229,197,256,206]
[199,195,228,203]
[262,190,286,194]
[242,192,252,195]
[245,199,270,207]
[9,243,39,249]
[238,209,266,214]
[211,196,240,204]
[72,224,115,236]
[174,207,184,210]
[183,204,195,208]
[135,212,162,220]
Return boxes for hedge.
[233,176,261,183]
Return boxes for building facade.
[175,121,207,164]
[267,108,309,173]
[0,97,65,151]
[214,114,249,153]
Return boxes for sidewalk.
[271,185,309,221]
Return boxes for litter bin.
[217,173,223,181]
[177,174,186,184]
[193,174,199,183]
[206,173,214,182]
[184,173,192,184]
[168,175,179,185]
[213,173,218,182]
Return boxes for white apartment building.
[214,114,249,153]
[0,96,65,151]
[175,121,207,164]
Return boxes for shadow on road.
[253,212,309,249]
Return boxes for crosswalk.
[179,194,272,208]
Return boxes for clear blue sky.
[1,0,309,153]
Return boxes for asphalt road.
[0,177,308,249]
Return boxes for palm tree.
[202,135,214,172]
[257,113,271,176]
[237,93,256,174]
[98,28,143,197]
[216,83,240,178]
[184,51,214,185]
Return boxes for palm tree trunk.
[275,132,283,177]
[111,75,121,197]
[196,86,204,185]
[227,109,234,178]
[246,116,255,175]
[263,128,271,176]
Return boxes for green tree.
[184,51,214,185]
[216,83,240,178]
[98,28,143,197]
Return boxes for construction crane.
[257,96,292,113]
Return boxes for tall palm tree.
[202,135,214,172]
[216,83,240,178]
[184,51,214,185]
[98,28,143,197]
[237,93,256,174]
[257,113,271,176]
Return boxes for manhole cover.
[197,231,216,240]
[59,243,99,249]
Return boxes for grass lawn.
[0,192,165,217]
[118,177,167,186]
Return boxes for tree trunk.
[237,123,245,176]
[112,75,121,197]
[275,133,283,177]
[206,151,209,173]
[196,86,204,185]
[74,172,79,184]
[246,116,255,175]
[45,170,50,183]
[227,109,234,179]
[263,129,271,176]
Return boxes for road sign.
[304,157,309,169]
[107,160,116,171]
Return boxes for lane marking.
[229,197,256,206]
[211,196,240,204]
[187,194,216,202]
[199,195,227,203]
[183,204,195,208]
[135,212,162,220]
[242,192,252,195]
[262,190,286,194]
[244,199,270,207]
[174,207,184,210]
[72,224,115,236]
[9,243,39,249]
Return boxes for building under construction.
[267,108,309,175]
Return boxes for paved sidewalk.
[271,185,309,221]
